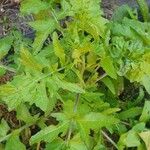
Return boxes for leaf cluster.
[0,0,150,149]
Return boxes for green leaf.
[142,75,150,94]
[112,5,137,22]
[77,112,119,148]
[5,135,26,150]
[20,47,43,71]
[69,0,107,38]
[132,122,146,132]
[100,56,117,79]
[30,19,56,54]
[101,77,116,94]
[118,123,145,149]
[53,76,85,93]
[29,19,55,32]
[0,36,13,60]
[45,139,64,150]
[16,104,37,123]
[68,134,87,150]
[0,119,9,138]
[53,32,65,65]
[119,107,142,120]
[136,0,149,21]
[20,0,49,15]
[30,122,69,144]
[33,31,51,55]
[60,0,73,18]
[32,80,50,112]
[0,83,21,110]
[102,108,120,115]
[77,112,119,130]
[125,130,141,147]
[0,68,6,77]
[139,131,150,150]
[0,74,51,112]
[140,101,150,122]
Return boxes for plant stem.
[0,123,32,143]
[0,63,16,73]
[96,73,107,83]
[66,94,80,146]
[36,142,40,150]
[101,130,118,149]
[73,93,80,113]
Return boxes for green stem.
[0,63,16,73]
[73,93,80,113]
[66,94,80,146]
[0,123,32,143]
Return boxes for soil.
[0,0,33,38]
[1,0,150,36]
[101,0,150,18]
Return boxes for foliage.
[0,0,150,149]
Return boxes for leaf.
[33,31,51,54]
[0,119,10,138]
[0,36,13,60]
[119,107,142,120]
[0,68,6,77]
[118,123,145,149]
[0,74,51,112]
[132,122,146,132]
[140,101,150,122]
[136,0,149,21]
[29,19,55,32]
[30,19,56,54]
[5,135,26,150]
[125,130,141,147]
[68,134,87,150]
[53,76,85,93]
[81,92,103,102]
[77,112,119,130]
[86,112,119,126]
[70,0,107,38]
[139,131,150,150]
[51,113,68,123]
[77,112,119,148]
[60,0,73,18]
[0,84,21,110]
[32,81,50,112]
[142,75,150,94]
[100,56,117,79]
[112,5,137,22]
[101,77,116,94]
[45,139,64,150]
[20,47,43,71]
[20,0,49,15]
[53,32,65,65]
[102,108,121,115]
[30,122,69,144]
[16,104,37,123]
